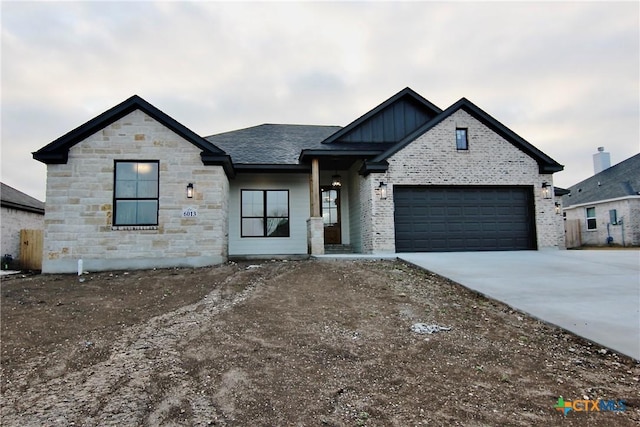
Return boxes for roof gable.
[322,87,442,145]
[362,97,563,175]
[33,95,233,176]
[563,153,640,206]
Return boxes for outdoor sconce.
[186,183,194,198]
[555,202,561,215]
[376,181,388,200]
[331,173,342,188]
[541,182,552,199]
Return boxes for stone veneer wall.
[362,109,559,253]
[0,207,44,262]
[42,110,228,273]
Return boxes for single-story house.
[33,87,564,273]
[1,182,45,268]
[562,152,640,246]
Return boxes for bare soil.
[1,259,638,426]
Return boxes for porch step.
[324,244,354,254]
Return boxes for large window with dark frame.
[241,190,289,237]
[113,161,159,226]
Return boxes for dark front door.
[321,187,341,244]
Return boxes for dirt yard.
[1,259,638,426]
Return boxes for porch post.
[311,158,320,217]
[307,158,324,255]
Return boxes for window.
[586,207,597,230]
[114,161,159,226]
[241,190,289,237]
[456,128,468,150]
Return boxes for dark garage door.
[394,186,536,252]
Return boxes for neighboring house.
[562,152,640,247]
[1,182,45,266]
[33,87,564,273]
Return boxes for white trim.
[563,195,640,210]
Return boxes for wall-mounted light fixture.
[331,173,342,188]
[187,183,194,198]
[376,181,388,200]
[555,202,561,214]
[541,182,552,199]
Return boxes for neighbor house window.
[586,207,597,230]
[241,190,289,237]
[114,161,159,226]
[456,128,468,150]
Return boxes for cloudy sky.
[2,1,638,202]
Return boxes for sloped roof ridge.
[204,123,342,139]
[563,153,640,206]
[367,97,563,174]
[33,95,226,164]
[1,182,45,213]
[321,87,443,144]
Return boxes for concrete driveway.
[398,250,640,360]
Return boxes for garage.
[394,186,536,252]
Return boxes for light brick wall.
[1,207,44,261]
[362,110,559,252]
[42,110,229,273]
[563,198,640,246]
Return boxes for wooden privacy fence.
[20,229,43,270]
[564,219,582,249]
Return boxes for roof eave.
[299,149,385,163]
[234,164,311,173]
[200,153,235,178]
[33,95,227,165]
[359,160,389,176]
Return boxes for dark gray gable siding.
[336,97,439,144]
[322,87,442,145]
[563,153,640,206]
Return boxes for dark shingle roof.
[205,124,342,164]
[563,153,640,206]
[1,182,45,214]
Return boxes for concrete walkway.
[398,250,640,360]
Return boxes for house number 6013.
[182,208,198,217]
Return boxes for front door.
[321,187,341,244]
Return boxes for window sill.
[111,225,158,231]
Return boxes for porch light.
[555,202,561,214]
[541,182,552,199]
[331,173,342,188]
[376,181,388,200]
[186,183,194,198]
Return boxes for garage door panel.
[394,186,535,252]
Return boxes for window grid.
[113,161,159,226]
[241,190,290,238]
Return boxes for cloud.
[1,1,638,200]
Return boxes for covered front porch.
[304,153,388,256]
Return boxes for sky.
[1,1,638,202]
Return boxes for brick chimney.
[593,146,611,174]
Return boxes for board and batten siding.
[228,174,309,256]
